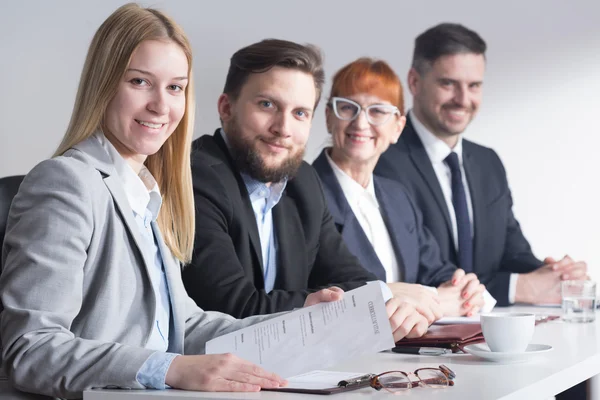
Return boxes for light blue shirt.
[134,210,178,389]
[219,130,286,292]
[95,133,178,389]
[241,174,286,292]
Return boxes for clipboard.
[264,371,374,395]
[264,384,369,395]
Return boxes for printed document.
[205,283,394,378]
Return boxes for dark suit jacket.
[374,115,543,305]
[184,131,377,318]
[312,149,455,287]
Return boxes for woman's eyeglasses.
[329,97,399,126]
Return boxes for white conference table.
[85,306,600,400]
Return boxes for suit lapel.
[404,118,453,237]
[212,133,264,269]
[312,150,349,223]
[462,146,484,275]
[73,137,157,282]
[272,193,306,289]
[339,218,387,282]
[313,150,387,281]
[373,178,414,283]
[103,176,156,280]
[240,190,264,269]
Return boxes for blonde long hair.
[54,3,195,263]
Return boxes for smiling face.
[409,53,485,145]
[103,39,189,171]
[218,66,316,183]
[327,93,405,168]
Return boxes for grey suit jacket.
[0,136,273,399]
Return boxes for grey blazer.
[0,137,273,399]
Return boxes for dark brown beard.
[225,118,305,183]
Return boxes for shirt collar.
[324,149,378,208]
[219,128,230,148]
[409,110,464,166]
[93,132,162,220]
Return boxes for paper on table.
[435,314,481,324]
[205,283,395,378]
[532,304,561,308]
[284,370,367,390]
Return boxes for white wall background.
[1,0,599,280]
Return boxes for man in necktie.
[375,23,587,306]
[444,152,472,273]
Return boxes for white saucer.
[463,343,553,364]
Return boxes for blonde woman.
[0,4,350,398]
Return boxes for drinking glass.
[561,280,597,323]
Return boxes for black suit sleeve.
[489,190,544,305]
[408,194,457,287]
[480,151,544,305]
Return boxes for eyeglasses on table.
[369,364,456,393]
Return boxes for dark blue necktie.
[444,152,473,273]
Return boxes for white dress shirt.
[325,151,401,283]
[409,111,517,304]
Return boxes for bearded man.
[184,39,430,344]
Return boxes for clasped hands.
[387,268,486,324]
[515,255,587,304]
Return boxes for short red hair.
[329,58,404,114]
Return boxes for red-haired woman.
[313,58,489,319]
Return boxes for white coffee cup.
[480,313,535,353]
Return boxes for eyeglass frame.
[369,364,456,393]
[328,96,400,126]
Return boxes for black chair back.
[0,176,25,265]
[0,175,25,360]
